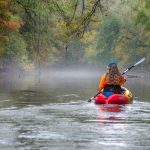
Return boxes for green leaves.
[145,0,150,9]
[136,11,149,25]
[135,0,150,49]
[95,15,120,62]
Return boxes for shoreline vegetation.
[0,0,150,76]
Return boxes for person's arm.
[121,75,127,85]
[98,74,105,91]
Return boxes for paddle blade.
[122,57,146,75]
[88,96,95,102]
[134,57,145,66]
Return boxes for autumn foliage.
[0,0,149,70]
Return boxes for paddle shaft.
[88,92,101,102]
[122,65,134,75]
[122,57,145,75]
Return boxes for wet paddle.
[88,92,101,102]
[88,57,146,102]
[122,57,145,75]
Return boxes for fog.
[1,64,149,86]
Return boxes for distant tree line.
[0,0,149,71]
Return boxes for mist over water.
[0,68,150,150]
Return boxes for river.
[0,71,150,150]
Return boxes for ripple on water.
[0,100,149,150]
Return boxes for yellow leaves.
[56,19,78,32]
[0,0,10,7]
[67,1,78,9]
[39,48,48,58]
[84,43,98,59]
[0,46,5,56]
[84,47,95,58]
[56,20,66,28]
[115,47,122,56]
[114,42,130,65]
[81,30,97,43]
[0,35,9,55]
[54,19,81,41]
[21,62,35,71]
[0,0,11,18]
[54,32,68,41]
[115,41,126,55]
[146,31,150,36]
[0,35,9,43]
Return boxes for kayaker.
[98,61,127,97]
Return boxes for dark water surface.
[0,73,150,150]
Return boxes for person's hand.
[124,75,128,82]
[97,88,103,93]
[97,88,101,92]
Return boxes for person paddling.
[88,58,145,102]
[98,61,127,97]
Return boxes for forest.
[0,0,150,72]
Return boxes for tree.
[0,0,22,56]
[96,15,120,62]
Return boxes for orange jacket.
[99,74,126,90]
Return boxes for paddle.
[88,92,101,102]
[88,57,146,102]
[122,57,145,75]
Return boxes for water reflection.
[97,105,125,124]
[0,74,149,150]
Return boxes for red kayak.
[94,87,133,105]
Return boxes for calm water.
[0,72,150,150]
